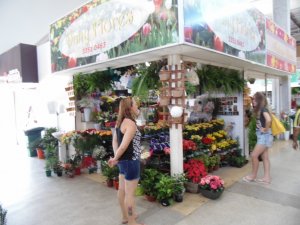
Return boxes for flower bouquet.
[199,175,224,199]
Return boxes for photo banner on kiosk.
[50,0,179,73]
[266,18,297,73]
[183,0,296,73]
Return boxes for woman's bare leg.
[261,149,271,182]
[249,144,267,179]
[118,174,127,223]
[125,179,143,225]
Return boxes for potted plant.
[140,168,161,201]
[199,175,225,200]
[172,173,187,202]
[183,159,207,193]
[155,174,175,206]
[45,161,52,177]
[28,137,44,159]
[229,155,248,168]
[53,161,64,177]
[102,161,119,187]
[92,146,107,173]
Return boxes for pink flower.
[160,11,168,21]
[142,23,152,36]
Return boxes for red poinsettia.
[184,159,207,183]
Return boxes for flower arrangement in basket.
[199,175,224,192]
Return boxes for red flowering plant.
[183,139,197,151]
[199,175,224,192]
[183,159,207,183]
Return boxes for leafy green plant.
[155,174,175,201]
[140,168,161,197]
[185,81,197,96]
[132,60,167,102]
[248,116,257,151]
[196,65,245,95]
[102,161,119,180]
[172,173,187,195]
[73,71,112,100]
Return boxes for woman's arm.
[112,128,118,154]
[108,119,136,167]
[261,112,272,132]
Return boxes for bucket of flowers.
[199,175,224,200]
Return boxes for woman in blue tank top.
[108,97,144,225]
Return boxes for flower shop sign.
[50,0,179,72]
[183,0,296,73]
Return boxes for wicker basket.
[172,89,184,98]
[159,96,170,106]
[159,73,170,81]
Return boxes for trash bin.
[24,127,44,157]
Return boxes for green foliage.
[281,119,290,130]
[155,174,175,201]
[101,161,119,180]
[196,65,245,95]
[140,168,161,197]
[0,204,7,225]
[73,71,112,100]
[185,81,197,96]
[132,60,167,102]
[172,174,187,195]
[41,127,58,150]
[229,155,248,167]
[248,116,257,151]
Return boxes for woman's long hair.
[253,92,267,116]
[116,97,135,128]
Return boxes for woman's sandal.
[242,176,256,183]
[255,178,271,184]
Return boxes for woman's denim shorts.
[117,160,140,181]
[256,130,273,148]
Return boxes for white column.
[273,0,290,34]
[168,55,183,176]
[273,0,291,113]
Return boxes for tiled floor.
[0,139,300,225]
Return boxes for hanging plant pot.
[248,78,256,84]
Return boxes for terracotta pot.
[107,179,113,187]
[145,195,156,202]
[36,148,45,159]
[113,180,119,190]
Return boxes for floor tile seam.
[227,184,300,210]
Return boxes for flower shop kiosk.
[48,0,296,185]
